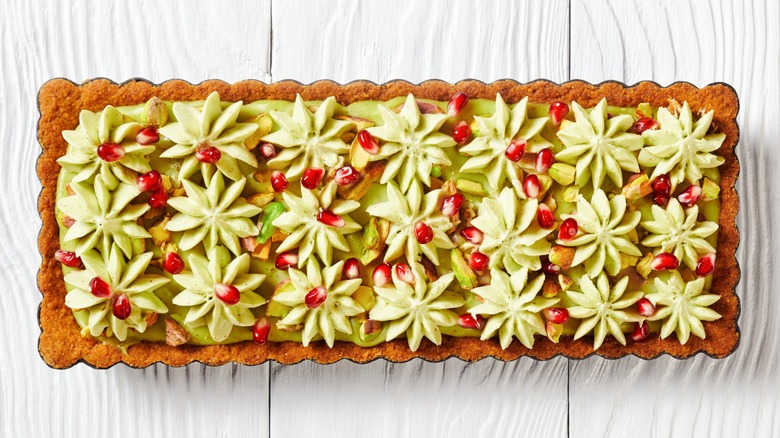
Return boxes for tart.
[37,79,740,368]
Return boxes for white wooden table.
[3,1,777,436]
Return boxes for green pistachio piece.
[257,202,285,244]
[431,166,442,178]
[636,253,654,279]
[546,321,564,343]
[450,248,478,290]
[561,186,579,203]
[243,114,274,150]
[351,286,376,312]
[701,177,720,201]
[548,163,576,186]
[622,173,653,201]
[549,246,575,270]
[456,178,488,196]
[144,97,168,127]
[359,319,383,342]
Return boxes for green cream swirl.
[645,272,721,345]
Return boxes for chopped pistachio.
[145,97,168,127]
[456,178,488,196]
[451,248,478,289]
[622,173,653,201]
[636,253,654,279]
[549,246,575,270]
[548,163,576,186]
[546,321,564,343]
[243,114,274,150]
[701,177,720,201]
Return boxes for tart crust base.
[37,78,740,368]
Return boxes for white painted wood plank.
[569,1,780,437]
[1,1,272,437]
[269,1,570,437]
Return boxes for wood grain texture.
[569,1,779,437]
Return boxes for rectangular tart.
[37,78,740,368]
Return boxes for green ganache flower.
[273,181,362,266]
[165,172,262,256]
[369,263,464,352]
[638,101,725,187]
[468,268,558,350]
[566,273,642,350]
[365,94,456,192]
[159,91,259,181]
[558,189,642,277]
[365,180,454,265]
[59,106,155,189]
[262,95,354,180]
[555,98,643,189]
[645,272,721,345]
[64,244,169,341]
[459,94,550,191]
[640,198,718,270]
[171,247,266,342]
[57,179,150,258]
[470,187,552,271]
[273,259,364,348]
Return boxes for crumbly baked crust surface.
[37,78,740,368]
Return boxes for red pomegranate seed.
[148,187,168,209]
[136,170,162,192]
[89,277,112,298]
[275,252,299,270]
[163,252,185,275]
[535,148,554,173]
[304,286,328,309]
[541,259,561,276]
[301,167,325,190]
[343,258,361,279]
[469,251,489,271]
[334,166,361,185]
[271,171,289,192]
[373,263,392,287]
[452,120,471,145]
[631,117,659,135]
[215,283,241,305]
[460,226,483,245]
[55,250,82,268]
[317,209,345,228]
[549,102,570,125]
[394,263,415,284]
[651,175,671,194]
[96,143,124,162]
[457,314,484,330]
[357,130,380,155]
[652,191,670,207]
[441,193,464,217]
[135,126,160,145]
[195,146,221,164]
[447,92,469,117]
[536,203,555,229]
[252,317,271,344]
[558,218,578,241]
[504,138,527,162]
[695,254,716,277]
[259,143,277,159]
[414,221,434,244]
[111,294,132,320]
[543,307,570,324]
[677,185,702,207]
[636,297,656,317]
[524,174,541,199]
[631,321,651,342]
[650,252,679,271]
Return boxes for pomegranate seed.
[441,193,464,217]
[343,258,361,279]
[631,117,659,134]
[636,297,656,317]
[55,250,82,268]
[373,263,392,287]
[334,166,360,185]
[195,146,221,164]
[89,277,112,298]
[96,143,124,162]
[651,175,671,194]
[535,148,554,173]
[650,252,679,271]
[304,286,328,309]
[452,120,471,145]
[252,317,271,344]
[447,92,469,117]
[414,221,434,244]
[301,167,325,190]
[536,203,555,229]
[163,252,185,274]
[259,143,277,159]
[394,263,415,284]
[652,191,670,207]
[541,259,561,276]
[271,171,289,192]
[695,254,716,277]
[558,218,578,241]
[357,130,380,155]
[215,283,241,305]
[631,321,651,342]
[543,307,570,324]
[275,252,299,270]
[317,209,345,228]
[469,251,489,271]
[677,185,702,207]
[148,187,168,209]
[135,126,160,145]
[549,101,570,125]
[504,138,527,162]
[136,170,162,192]
[457,314,484,330]
[524,174,541,199]
[459,226,483,245]
[111,294,132,320]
